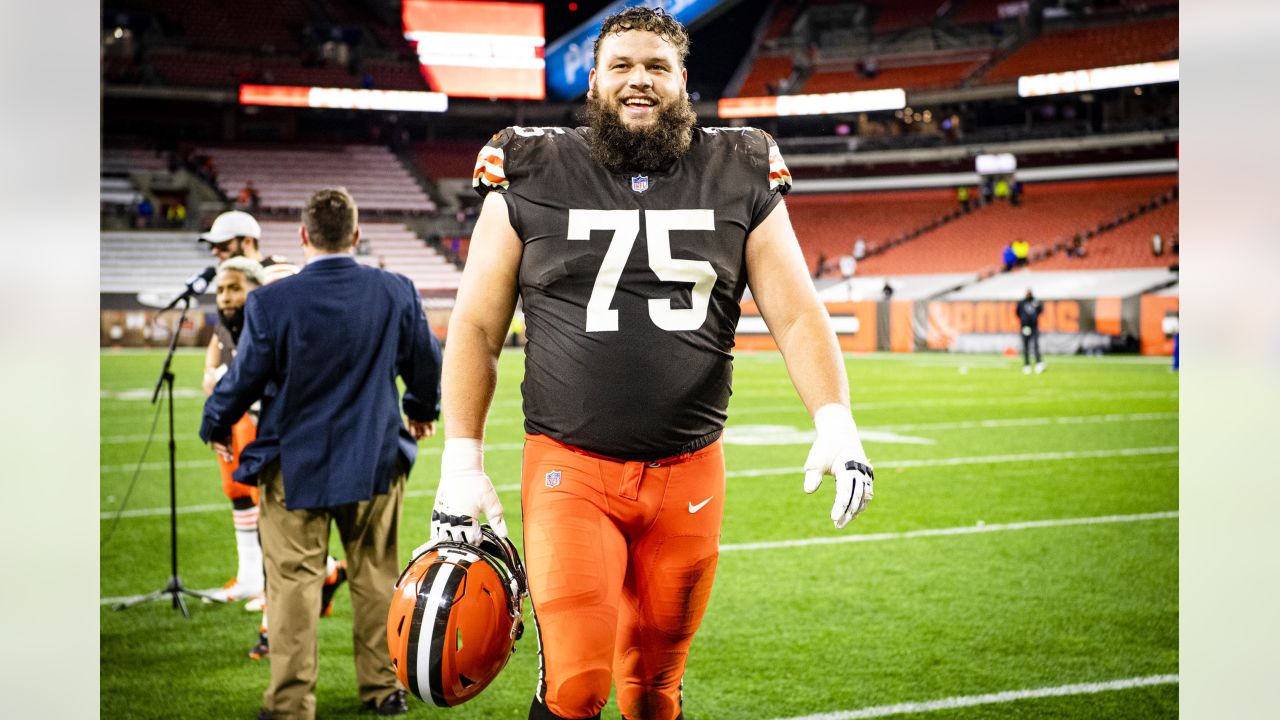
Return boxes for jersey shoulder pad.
[261,256,299,284]
[758,129,792,195]
[697,126,792,195]
[472,126,576,195]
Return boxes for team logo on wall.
[545,470,562,488]
[630,175,649,193]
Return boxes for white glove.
[803,403,875,529]
[425,439,508,551]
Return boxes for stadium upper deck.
[101,0,1179,290]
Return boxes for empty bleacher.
[736,55,794,97]
[101,222,461,295]
[761,2,800,42]
[854,176,1176,276]
[101,231,215,295]
[102,177,139,207]
[101,147,170,175]
[256,221,461,291]
[149,48,360,89]
[801,60,982,93]
[786,188,959,274]
[410,141,482,182]
[871,0,946,33]
[982,17,1178,82]
[947,0,1005,27]
[1033,198,1178,271]
[199,145,435,213]
[119,0,306,52]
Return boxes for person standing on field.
[201,188,442,719]
[423,9,875,720]
[1017,288,1045,374]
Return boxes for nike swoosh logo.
[688,497,713,514]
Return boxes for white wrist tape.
[813,403,858,437]
[442,438,484,474]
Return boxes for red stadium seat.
[736,55,794,97]
[1033,199,1178,270]
[875,176,1176,275]
[786,188,958,276]
[982,18,1178,83]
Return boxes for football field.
[100,349,1178,719]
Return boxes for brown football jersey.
[473,125,792,460]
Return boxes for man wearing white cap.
[199,210,298,283]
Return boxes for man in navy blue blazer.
[201,188,441,719]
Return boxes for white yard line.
[100,459,218,474]
[100,446,1176,514]
[719,511,1177,552]
[99,484,524,519]
[770,674,1179,720]
[723,445,1177,479]
[99,412,1172,450]
[101,511,1176,605]
[873,411,1176,432]
[732,390,1177,415]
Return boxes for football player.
[202,257,267,606]
[199,211,297,615]
[428,8,875,720]
[198,213,298,600]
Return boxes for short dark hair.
[593,7,690,68]
[302,188,358,251]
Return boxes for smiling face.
[588,30,687,131]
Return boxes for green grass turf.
[100,349,1177,719]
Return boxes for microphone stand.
[115,294,218,616]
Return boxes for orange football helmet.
[387,525,527,707]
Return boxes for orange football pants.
[217,415,260,504]
[521,433,724,720]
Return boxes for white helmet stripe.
[415,561,457,704]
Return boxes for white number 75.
[567,209,717,332]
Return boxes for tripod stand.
[115,297,219,617]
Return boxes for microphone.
[160,266,217,313]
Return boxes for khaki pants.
[257,461,405,720]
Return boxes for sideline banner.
[733,296,1177,356]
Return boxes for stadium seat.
[982,17,1178,83]
[736,55,794,97]
[197,145,436,213]
[835,176,1175,276]
[786,188,958,275]
[1033,199,1179,271]
[801,61,982,93]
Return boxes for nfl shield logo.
[631,175,649,193]
[545,470,562,488]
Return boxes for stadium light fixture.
[718,88,907,119]
[239,85,448,113]
[1017,60,1179,98]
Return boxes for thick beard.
[585,90,696,173]
[219,306,246,344]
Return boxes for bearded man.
[196,211,289,614]
[202,258,268,605]
[426,8,876,720]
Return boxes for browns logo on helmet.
[387,525,528,707]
